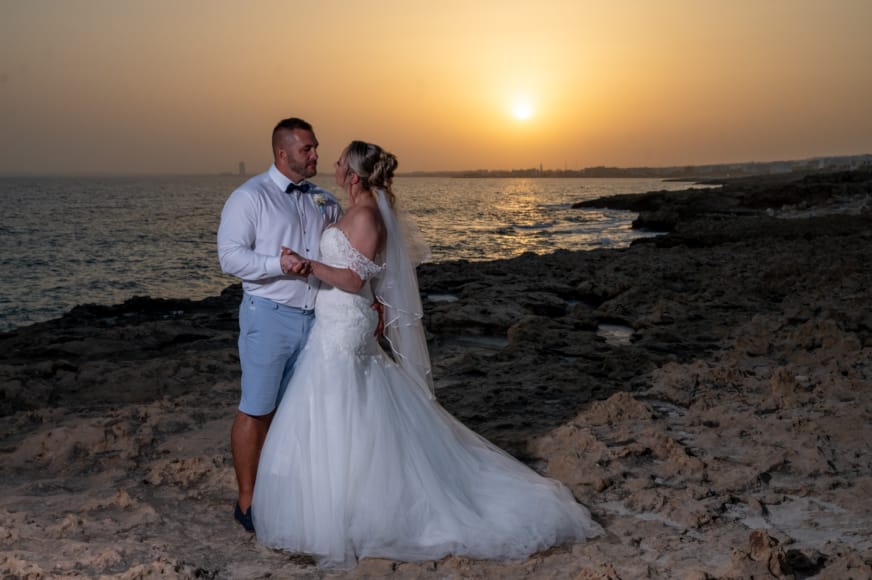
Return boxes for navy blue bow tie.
[286,182,311,193]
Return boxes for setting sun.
[512,102,533,121]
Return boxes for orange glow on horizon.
[1,1,871,174]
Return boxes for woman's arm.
[310,261,365,293]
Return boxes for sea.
[0,174,708,333]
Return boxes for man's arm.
[217,190,284,280]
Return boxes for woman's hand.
[372,300,385,336]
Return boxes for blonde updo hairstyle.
[344,140,398,207]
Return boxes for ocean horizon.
[0,174,710,333]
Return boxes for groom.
[217,117,342,532]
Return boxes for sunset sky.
[2,0,871,175]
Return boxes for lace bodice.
[311,227,383,356]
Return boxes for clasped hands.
[280,246,311,277]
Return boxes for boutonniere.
[312,193,327,215]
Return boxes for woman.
[251,141,602,568]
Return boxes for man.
[217,117,342,532]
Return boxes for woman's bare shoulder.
[343,204,382,258]
[346,204,382,228]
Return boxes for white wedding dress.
[251,226,601,568]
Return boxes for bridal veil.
[372,189,434,399]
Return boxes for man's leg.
[231,410,272,512]
[233,294,285,530]
[232,295,314,530]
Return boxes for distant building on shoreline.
[238,162,246,177]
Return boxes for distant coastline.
[3,154,870,181]
[399,153,872,180]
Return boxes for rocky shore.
[1,170,871,578]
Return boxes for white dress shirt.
[217,164,342,309]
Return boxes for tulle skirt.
[251,339,601,568]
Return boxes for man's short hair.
[273,117,313,136]
[272,118,314,154]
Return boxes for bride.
[251,140,602,568]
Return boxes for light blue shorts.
[237,293,314,416]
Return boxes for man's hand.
[281,246,312,277]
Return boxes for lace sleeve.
[347,247,385,281]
